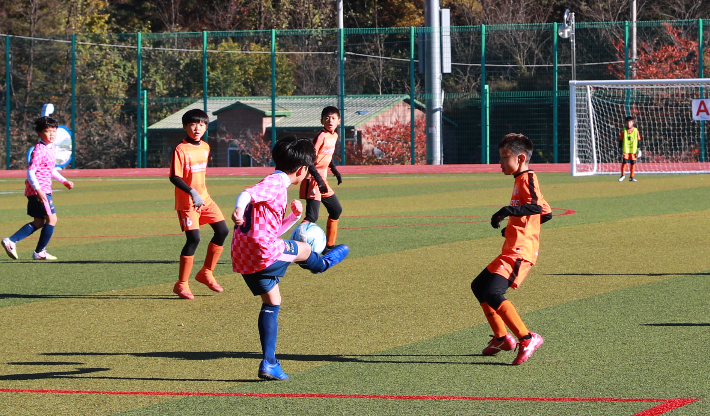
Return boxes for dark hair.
[499,133,533,160]
[624,116,635,124]
[272,137,315,174]
[321,106,340,119]
[182,109,210,125]
[34,116,58,133]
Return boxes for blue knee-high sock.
[301,251,327,273]
[258,304,280,364]
[9,223,38,243]
[35,224,54,253]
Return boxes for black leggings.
[304,194,342,223]
[470,268,511,310]
[181,220,229,256]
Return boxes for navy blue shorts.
[242,239,300,296]
[27,194,55,218]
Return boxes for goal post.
[570,79,710,176]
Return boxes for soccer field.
[0,172,708,415]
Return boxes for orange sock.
[202,242,223,272]
[326,218,339,247]
[621,163,627,176]
[496,300,530,339]
[179,255,194,283]
[630,164,636,177]
[481,303,507,338]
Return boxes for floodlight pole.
[424,0,442,165]
[570,12,576,81]
[631,0,637,78]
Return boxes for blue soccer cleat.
[318,244,349,272]
[258,359,289,381]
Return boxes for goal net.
[570,79,710,176]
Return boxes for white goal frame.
[570,78,710,176]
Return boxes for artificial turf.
[0,173,708,415]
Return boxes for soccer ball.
[291,222,326,254]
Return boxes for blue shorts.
[242,239,300,296]
[27,194,55,218]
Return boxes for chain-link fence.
[2,20,708,169]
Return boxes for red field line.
[0,389,696,415]
[0,164,571,178]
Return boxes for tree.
[345,117,426,165]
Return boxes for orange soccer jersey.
[170,140,213,211]
[500,170,551,265]
[299,130,338,201]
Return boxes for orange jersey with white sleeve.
[300,130,338,200]
[500,170,552,264]
[170,139,212,211]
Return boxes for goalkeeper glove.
[490,207,512,229]
[189,189,204,208]
[500,226,506,237]
[331,166,342,185]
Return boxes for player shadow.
[548,272,710,276]
[642,323,710,327]
[4,260,180,264]
[0,293,177,300]
[41,351,509,366]
[0,365,257,383]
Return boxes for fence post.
[410,26,416,165]
[552,22,559,163]
[71,34,76,169]
[142,90,147,168]
[483,84,489,164]
[624,21,630,80]
[480,24,487,164]
[5,35,10,170]
[700,19,705,163]
[338,28,346,165]
[136,32,142,168]
[202,31,208,143]
[270,29,277,149]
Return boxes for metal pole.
[570,14,576,80]
[424,0,442,165]
[624,21,630,80]
[483,84,490,164]
[136,32,142,168]
[202,31,208,143]
[270,29,276,149]
[700,19,705,163]
[71,34,76,169]
[631,0,637,76]
[410,26,416,165]
[553,22,559,164]
[338,28,346,165]
[5,35,11,170]
[142,90,147,168]
[481,24,487,164]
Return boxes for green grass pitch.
[0,172,708,415]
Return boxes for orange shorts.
[486,255,533,289]
[177,200,225,231]
[622,153,637,161]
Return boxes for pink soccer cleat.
[512,332,544,365]
[482,333,516,356]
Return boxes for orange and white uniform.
[488,170,551,289]
[299,130,338,201]
[170,140,224,231]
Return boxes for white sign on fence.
[692,99,710,120]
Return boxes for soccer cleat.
[173,281,195,300]
[512,332,544,365]
[32,250,56,260]
[629,177,637,182]
[2,238,18,260]
[482,333,516,356]
[312,244,349,274]
[195,269,224,293]
[618,175,625,182]
[258,359,289,380]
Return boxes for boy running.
[3,116,74,260]
[299,106,344,253]
[232,136,349,380]
[170,109,229,300]
[619,116,642,182]
[471,133,552,365]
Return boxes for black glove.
[317,180,328,194]
[331,167,342,185]
[500,226,506,237]
[490,206,512,229]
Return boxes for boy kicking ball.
[231,137,349,380]
[470,133,552,365]
[3,116,74,260]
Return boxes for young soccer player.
[619,116,642,182]
[169,109,229,300]
[232,136,349,381]
[3,116,74,260]
[471,133,552,365]
[299,106,344,254]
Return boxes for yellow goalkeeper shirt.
[620,128,640,154]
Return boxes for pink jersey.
[231,172,291,274]
[25,141,57,196]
